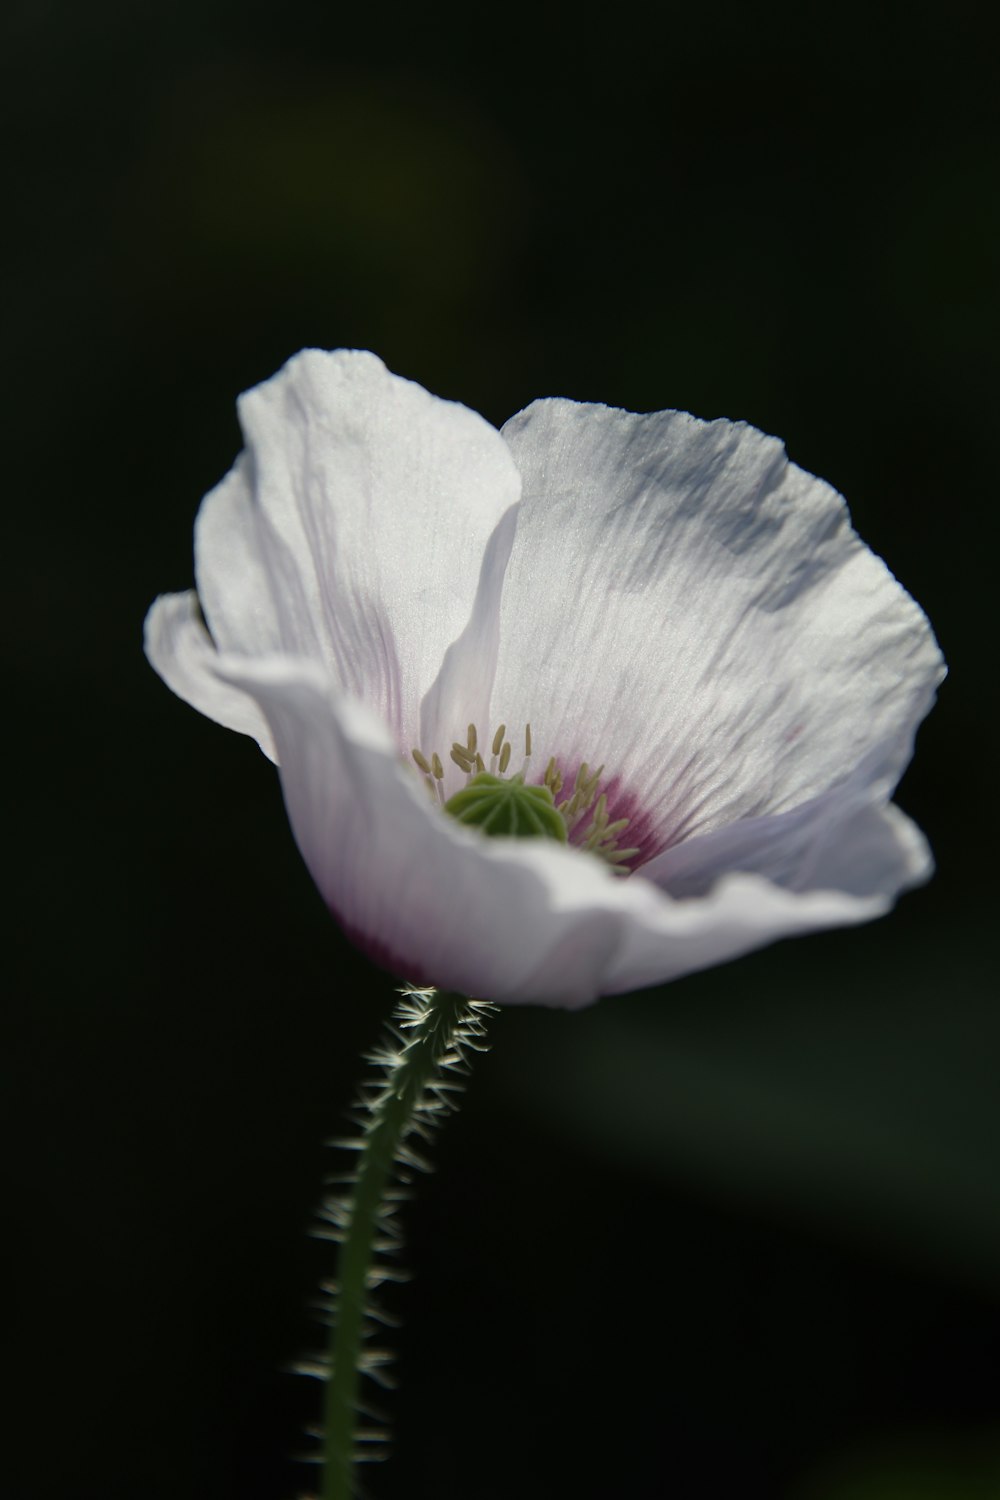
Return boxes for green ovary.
[443,773,568,843]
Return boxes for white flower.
[145,350,943,1007]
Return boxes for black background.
[6,2,999,1498]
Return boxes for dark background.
[6,2,999,1497]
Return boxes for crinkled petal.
[143,592,277,759]
[204,652,918,1008]
[494,399,944,857]
[195,349,521,748]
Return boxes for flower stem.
[318,988,491,1500]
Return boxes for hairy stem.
[317,988,490,1500]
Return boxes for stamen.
[498,742,511,774]
[606,846,641,864]
[542,757,564,796]
[584,764,604,798]
[525,724,532,757]
[430,753,444,780]
[491,724,506,757]
[450,745,474,772]
[411,749,432,776]
[467,724,478,754]
[583,794,609,847]
[475,752,486,773]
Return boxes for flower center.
[409,722,640,872]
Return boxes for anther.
[467,724,478,754]
[585,764,605,797]
[499,742,512,774]
[411,749,432,776]
[450,745,474,772]
[607,846,641,864]
[525,724,532,757]
[430,753,444,780]
[491,724,506,757]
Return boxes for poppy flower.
[145,350,943,1006]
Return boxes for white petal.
[195,455,288,658]
[416,500,519,793]
[597,868,896,1001]
[206,652,920,1008]
[643,745,931,899]
[195,349,521,748]
[143,592,277,759]
[494,399,944,858]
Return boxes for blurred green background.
[5,1,998,1497]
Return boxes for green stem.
[321,989,484,1500]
